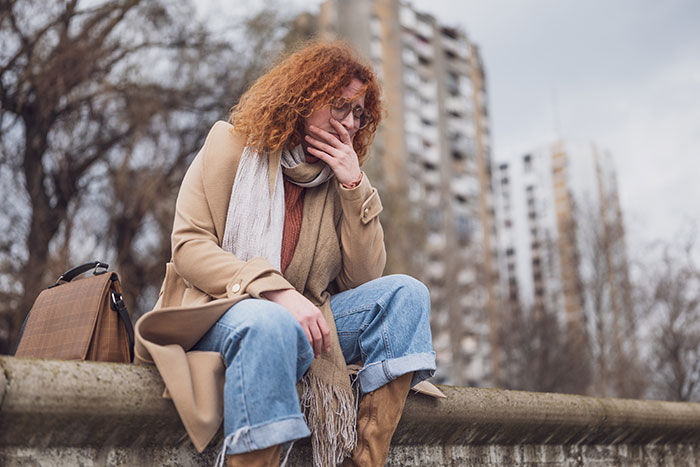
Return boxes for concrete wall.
[1,356,699,466]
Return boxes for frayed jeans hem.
[223,414,310,455]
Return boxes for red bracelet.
[341,172,363,189]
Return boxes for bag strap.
[51,261,109,287]
[110,289,135,363]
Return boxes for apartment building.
[318,0,499,386]
[494,142,633,358]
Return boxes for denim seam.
[381,319,393,360]
[381,360,392,381]
[236,355,251,439]
[213,320,247,334]
[358,334,369,363]
[357,300,388,364]
[333,291,390,319]
[333,304,373,319]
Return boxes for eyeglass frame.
[329,100,371,130]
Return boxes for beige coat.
[134,121,386,452]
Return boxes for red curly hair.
[228,41,382,164]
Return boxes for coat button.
[363,207,369,216]
[231,283,241,293]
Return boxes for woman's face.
[302,78,366,163]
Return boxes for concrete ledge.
[2,356,700,466]
[396,385,700,446]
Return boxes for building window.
[523,154,532,172]
[455,215,470,245]
[427,209,442,231]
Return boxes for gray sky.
[405,0,700,256]
[285,0,700,255]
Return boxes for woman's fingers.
[262,288,333,358]
[308,125,346,149]
[329,118,352,144]
[305,135,337,156]
[318,314,331,353]
[306,145,334,166]
[309,319,323,357]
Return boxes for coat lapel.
[201,121,283,242]
[201,121,246,243]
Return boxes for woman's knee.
[384,274,430,305]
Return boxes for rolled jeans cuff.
[224,415,310,455]
[358,352,437,394]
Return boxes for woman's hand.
[304,119,362,187]
[262,288,331,358]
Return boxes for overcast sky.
[405,0,700,256]
[280,0,700,256]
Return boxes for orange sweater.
[281,177,305,273]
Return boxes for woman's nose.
[339,111,355,130]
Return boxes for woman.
[135,41,436,467]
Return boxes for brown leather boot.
[344,372,413,467]
[226,445,281,467]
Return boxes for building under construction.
[494,142,635,393]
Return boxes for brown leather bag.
[14,261,134,363]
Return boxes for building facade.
[318,0,499,386]
[494,142,634,382]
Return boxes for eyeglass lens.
[331,102,369,129]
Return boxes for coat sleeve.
[334,172,387,291]
[171,124,293,300]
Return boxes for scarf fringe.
[299,371,357,467]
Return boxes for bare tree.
[577,197,645,398]
[0,0,291,352]
[498,300,592,395]
[641,231,700,402]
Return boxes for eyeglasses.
[329,101,371,130]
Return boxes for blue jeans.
[192,274,436,455]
